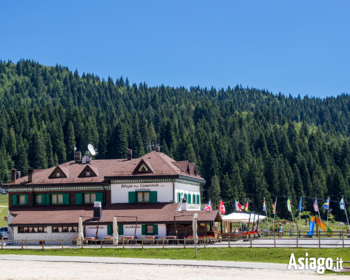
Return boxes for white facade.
[85,225,107,239]
[111,182,174,203]
[174,182,201,210]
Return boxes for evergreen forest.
[0,59,350,221]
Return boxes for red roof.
[9,203,221,226]
[4,151,204,186]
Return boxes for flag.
[298,198,304,211]
[340,198,345,210]
[219,200,226,215]
[202,200,212,211]
[272,201,277,214]
[244,198,249,211]
[235,200,242,212]
[313,199,319,212]
[323,197,330,210]
[287,198,292,212]
[262,200,266,212]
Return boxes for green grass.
[0,206,8,227]
[0,248,349,264]
[0,194,8,205]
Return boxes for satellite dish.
[88,144,97,156]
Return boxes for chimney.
[16,171,21,179]
[11,169,16,183]
[28,167,34,183]
[127,149,132,160]
[93,201,102,220]
[155,146,160,152]
[75,151,82,163]
[181,197,188,211]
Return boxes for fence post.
[318,231,321,248]
[342,233,344,248]
[61,239,63,250]
[228,235,230,248]
[204,237,206,248]
[184,238,186,249]
[142,237,144,249]
[123,238,125,249]
[101,239,103,248]
[1,237,3,250]
[42,240,44,250]
[296,234,298,248]
[21,239,23,250]
[81,239,83,249]
[274,234,276,248]
[163,238,164,249]
[250,235,252,248]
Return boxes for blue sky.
[0,1,349,98]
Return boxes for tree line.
[0,59,349,221]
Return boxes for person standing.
[278,223,283,238]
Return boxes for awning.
[222,212,267,223]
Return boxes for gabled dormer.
[133,159,153,174]
[78,165,98,178]
[49,166,68,179]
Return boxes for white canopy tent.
[221,212,267,233]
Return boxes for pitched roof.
[9,203,221,226]
[3,151,204,187]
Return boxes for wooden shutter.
[12,194,18,206]
[46,194,51,205]
[63,193,70,205]
[188,194,191,204]
[150,191,157,203]
[177,193,180,202]
[197,195,200,205]
[24,194,28,205]
[75,193,83,205]
[142,225,146,235]
[118,224,123,235]
[128,192,136,203]
[107,225,112,235]
[42,194,46,205]
[96,193,103,203]
[193,194,196,204]
[184,193,187,201]
[153,225,158,235]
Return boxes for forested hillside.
[0,59,349,220]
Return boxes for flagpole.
[326,197,329,227]
[316,197,322,222]
[299,197,302,232]
[273,197,277,237]
[343,197,350,228]
[289,198,296,231]
[264,197,269,234]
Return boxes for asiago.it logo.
[288,253,343,274]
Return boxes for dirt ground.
[0,261,345,280]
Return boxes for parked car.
[0,227,8,239]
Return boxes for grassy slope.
[0,194,8,227]
[0,248,349,264]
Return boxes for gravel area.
[0,261,341,280]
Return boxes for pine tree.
[208,175,221,209]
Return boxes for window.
[35,195,42,204]
[84,193,96,204]
[52,226,77,233]
[177,193,181,202]
[196,194,200,205]
[86,171,90,176]
[18,226,47,233]
[193,194,196,204]
[18,195,26,205]
[56,172,60,177]
[184,193,187,202]
[188,194,191,204]
[139,165,148,172]
[137,192,150,202]
[146,225,154,234]
[51,194,63,204]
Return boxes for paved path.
[0,254,292,271]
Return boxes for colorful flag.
[323,197,330,210]
[287,198,292,212]
[244,198,249,211]
[340,198,345,210]
[272,201,277,214]
[235,200,242,212]
[219,200,226,215]
[313,199,319,212]
[298,198,304,211]
[262,200,266,212]
[202,200,212,211]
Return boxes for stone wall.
[12,226,78,245]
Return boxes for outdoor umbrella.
[113,216,119,245]
[77,216,84,246]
